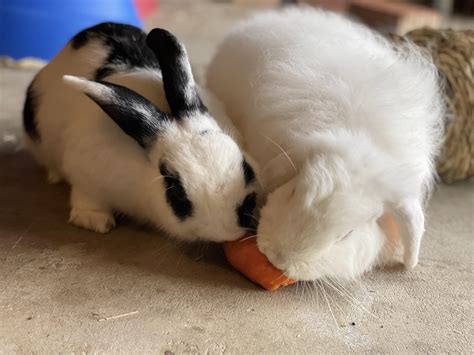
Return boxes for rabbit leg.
[69,187,116,233]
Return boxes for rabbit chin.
[256,203,387,282]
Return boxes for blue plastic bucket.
[0,0,142,60]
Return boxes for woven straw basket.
[401,28,473,184]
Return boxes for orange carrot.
[224,234,296,291]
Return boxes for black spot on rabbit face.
[23,80,40,141]
[71,23,160,80]
[237,192,257,230]
[242,160,255,186]
[159,162,193,220]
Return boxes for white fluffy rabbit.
[23,23,260,242]
[207,8,444,280]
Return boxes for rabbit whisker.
[321,281,345,314]
[238,234,257,242]
[243,212,259,223]
[260,133,297,172]
[318,280,339,328]
[326,277,378,318]
[152,174,177,183]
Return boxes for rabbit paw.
[69,187,115,233]
[69,209,116,233]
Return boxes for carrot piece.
[223,234,296,291]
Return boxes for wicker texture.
[404,28,473,183]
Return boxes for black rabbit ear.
[63,75,169,149]
[146,28,207,118]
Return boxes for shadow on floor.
[0,151,258,291]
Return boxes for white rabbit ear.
[385,199,424,268]
[63,75,169,149]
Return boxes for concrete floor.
[1,1,473,353]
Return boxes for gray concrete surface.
[1,1,473,353]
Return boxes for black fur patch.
[146,28,207,118]
[242,160,255,186]
[159,162,193,220]
[71,23,160,80]
[23,80,40,141]
[84,80,168,148]
[95,66,115,81]
[236,192,257,230]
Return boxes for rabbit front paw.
[69,187,115,233]
[69,209,116,233]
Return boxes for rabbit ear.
[385,199,424,268]
[146,28,207,118]
[63,75,168,149]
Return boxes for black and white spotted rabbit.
[23,23,259,242]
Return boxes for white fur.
[26,37,259,242]
[207,8,444,280]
